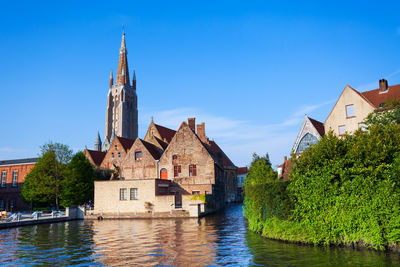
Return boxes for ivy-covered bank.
[244,107,400,250]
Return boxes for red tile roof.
[155,124,176,143]
[279,158,293,181]
[361,84,400,108]
[237,167,247,175]
[141,139,162,160]
[209,140,235,167]
[86,149,106,167]
[308,117,325,137]
[116,136,135,151]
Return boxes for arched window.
[296,133,318,154]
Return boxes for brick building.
[0,158,38,211]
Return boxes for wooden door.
[160,168,168,180]
[175,192,182,208]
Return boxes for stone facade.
[100,136,134,171]
[0,158,38,211]
[101,32,138,151]
[120,138,162,180]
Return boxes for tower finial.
[109,69,114,88]
[116,31,130,85]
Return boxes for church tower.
[104,32,138,149]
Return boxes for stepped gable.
[85,149,106,167]
[141,139,163,160]
[154,124,176,143]
[361,84,400,108]
[308,117,325,137]
[116,136,135,151]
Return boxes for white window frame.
[346,104,355,118]
[130,188,138,200]
[12,171,18,188]
[338,125,346,136]
[120,188,127,201]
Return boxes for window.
[130,188,138,200]
[192,190,200,195]
[111,153,114,158]
[12,171,18,188]
[338,125,346,136]
[1,171,5,188]
[115,145,118,150]
[172,155,178,160]
[135,151,142,161]
[295,133,318,154]
[346,104,355,118]
[189,165,197,177]
[174,165,181,177]
[118,152,121,158]
[120,188,127,200]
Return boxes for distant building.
[0,158,38,211]
[292,116,325,156]
[92,32,138,153]
[277,156,293,181]
[236,167,247,202]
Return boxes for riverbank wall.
[0,207,84,230]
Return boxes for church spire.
[116,31,130,86]
[109,69,113,89]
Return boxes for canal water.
[1,204,400,266]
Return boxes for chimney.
[379,79,388,92]
[197,122,208,143]
[188,118,196,132]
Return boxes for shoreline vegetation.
[244,104,400,251]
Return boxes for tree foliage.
[244,153,277,186]
[22,142,96,209]
[244,107,400,249]
[60,152,96,207]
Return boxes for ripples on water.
[1,204,400,266]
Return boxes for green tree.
[244,153,276,185]
[21,150,63,208]
[21,142,72,209]
[60,152,96,207]
[364,99,400,127]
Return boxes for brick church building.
[85,33,238,216]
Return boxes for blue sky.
[1,0,400,167]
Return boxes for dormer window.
[346,104,355,118]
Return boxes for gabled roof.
[0,157,38,166]
[116,136,135,151]
[154,124,176,143]
[237,167,247,175]
[361,84,400,108]
[153,136,169,150]
[141,139,162,160]
[308,117,325,137]
[209,140,236,168]
[85,149,106,167]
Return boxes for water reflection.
[1,204,400,266]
